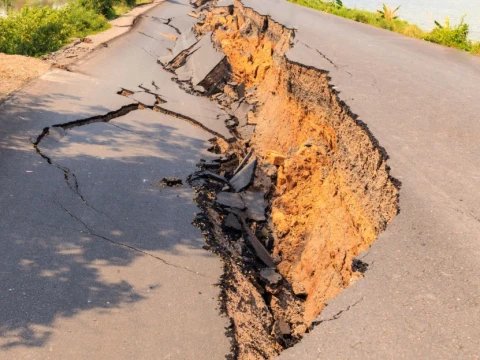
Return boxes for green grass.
[288,0,480,55]
[0,1,110,57]
[0,0,152,57]
[78,0,152,20]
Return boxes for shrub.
[0,6,71,56]
[351,11,371,24]
[0,1,109,57]
[424,17,471,50]
[62,1,110,38]
[79,0,116,17]
[124,0,137,7]
[471,42,480,55]
[377,4,400,21]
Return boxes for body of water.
[1,0,479,41]
[343,0,480,40]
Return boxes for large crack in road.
[21,0,398,358]
[149,0,399,358]
[2,0,478,357]
[31,102,218,278]
[34,0,398,357]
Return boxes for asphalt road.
[0,1,231,358]
[238,0,480,358]
[1,0,479,359]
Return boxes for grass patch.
[0,1,110,57]
[288,0,480,55]
[79,0,153,20]
[0,0,152,57]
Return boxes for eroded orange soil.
[200,0,398,324]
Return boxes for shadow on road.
[0,93,216,349]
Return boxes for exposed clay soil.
[179,1,399,358]
[20,1,400,357]
[197,0,399,323]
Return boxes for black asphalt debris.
[158,177,183,187]
[241,191,267,222]
[223,213,242,230]
[215,192,246,209]
[236,212,276,268]
[260,268,282,285]
[230,158,257,192]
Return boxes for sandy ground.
[0,0,163,100]
[0,54,51,99]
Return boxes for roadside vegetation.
[0,0,151,57]
[289,0,480,55]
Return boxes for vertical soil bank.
[198,0,399,324]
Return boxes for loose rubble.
[156,0,399,358]
[158,177,183,187]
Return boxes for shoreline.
[289,0,480,55]
[342,0,480,41]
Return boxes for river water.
[1,0,479,40]
[0,0,67,15]
[343,0,480,40]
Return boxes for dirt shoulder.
[0,0,164,100]
[0,54,51,99]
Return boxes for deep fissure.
[28,2,400,357]
[159,1,399,358]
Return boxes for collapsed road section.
[155,0,400,358]
[27,0,398,357]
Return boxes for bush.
[0,6,71,56]
[0,1,109,57]
[424,17,471,51]
[124,0,137,7]
[62,1,110,38]
[79,0,116,18]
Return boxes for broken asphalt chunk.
[236,213,275,268]
[233,101,253,127]
[273,319,291,336]
[202,160,221,169]
[193,85,206,93]
[230,158,257,192]
[260,268,282,285]
[176,70,194,82]
[190,170,229,184]
[216,192,245,209]
[233,149,253,175]
[159,28,198,65]
[175,32,228,92]
[241,191,266,221]
[238,124,255,141]
[224,213,242,231]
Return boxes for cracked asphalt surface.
[1,0,480,358]
[0,1,231,358]
[243,0,480,358]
